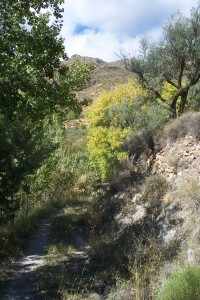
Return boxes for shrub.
[87,126,130,179]
[85,78,170,180]
[165,111,200,141]
[141,175,169,204]
[84,79,147,127]
[106,97,169,130]
[174,177,200,212]
[123,130,155,163]
[156,266,200,300]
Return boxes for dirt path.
[2,211,62,300]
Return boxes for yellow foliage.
[84,79,150,179]
[160,81,181,106]
[84,79,147,126]
[87,126,130,179]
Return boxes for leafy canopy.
[85,78,170,179]
[85,79,147,127]
[122,4,200,117]
[0,0,93,121]
[0,0,93,220]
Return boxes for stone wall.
[152,134,200,187]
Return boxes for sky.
[61,0,198,62]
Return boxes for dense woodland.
[0,1,200,299]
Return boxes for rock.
[88,293,102,300]
[162,229,180,248]
[115,205,147,227]
[106,285,134,300]
[187,249,196,264]
[132,193,142,204]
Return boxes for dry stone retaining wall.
[152,135,200,187]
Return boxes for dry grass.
[173,176,200,212]
[164,111,200,141]
[140,175,170,204]
[123,130,154,163]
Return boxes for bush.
[165,111,200,141]
[123,130,155,163]
[156,266,200,300]
[141,175,169,204]
[87,126,130,180]
[84,79,147,127]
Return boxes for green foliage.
[156,266,200,300]
[0,1,93,220]
[188,82,200,110]
[85,80,147,179]
[85,79,169,179]
[0,115,55,221]
[123,4,200,116]
[64,126,101,196]
[107,99,169,131]
[85,79,147,127]
[0,1,65,120]
[87,126,129,179]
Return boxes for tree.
[0,1,93,220]
[87,126,129,180]
[0,0,93,121]
[85,79,166,179]
[121,4,200,117]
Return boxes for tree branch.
[178,58,185,87]
[166,79,179,89]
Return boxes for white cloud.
[61,0,199,61]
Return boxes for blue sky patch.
[74,24,99,35]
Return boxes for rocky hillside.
[64,54,135,101]
[87,111,200,299]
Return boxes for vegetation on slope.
[1,1,200,299]
[121,4,200,117]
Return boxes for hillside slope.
[64,54,135,101]
[85,111,200,299]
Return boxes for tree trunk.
[179,90,188,115]
[171,102,177,118]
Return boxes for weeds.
[140,175,170,204]
[156,266,200,300]
[164,111,200,141]
[0,203,55,259]
[174,177,200,212]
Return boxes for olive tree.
[122,4,200,117]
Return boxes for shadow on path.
[2,211,62,300]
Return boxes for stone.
[163,229,179,248]
[132,193,142,204]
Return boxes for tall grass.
[156,266,200,300]
[0,203,56,260]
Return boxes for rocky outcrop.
[152,134,200,187]
[112,131,200,263]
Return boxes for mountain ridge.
[64,54,135,101]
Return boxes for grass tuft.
[156,266,200,300]
[164,111,200,141]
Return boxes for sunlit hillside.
[64,54,135,102]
